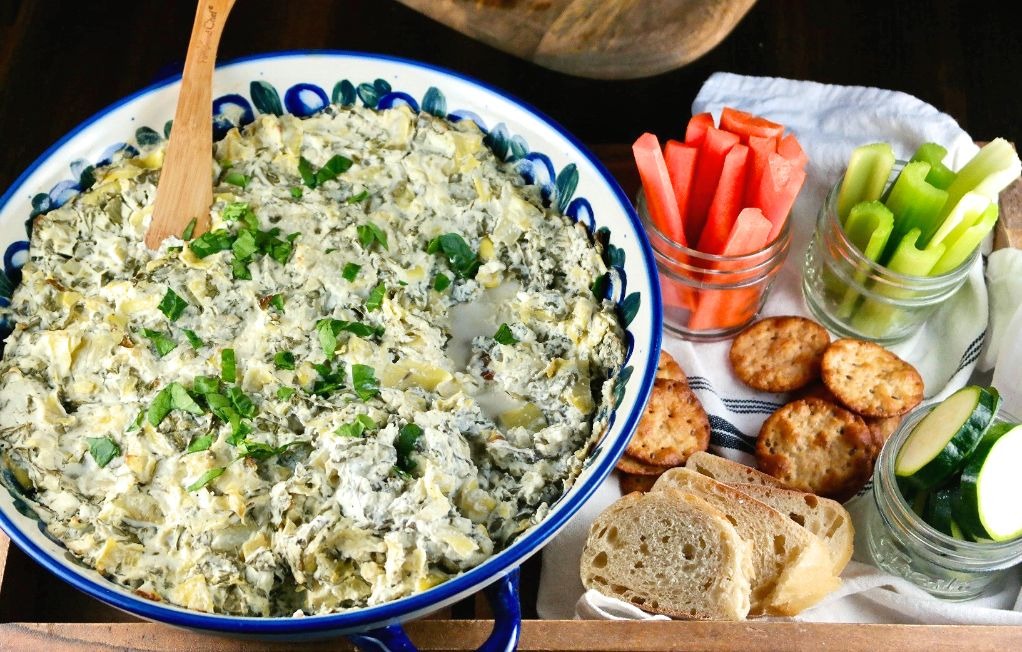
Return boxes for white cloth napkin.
[536,72,1022,624]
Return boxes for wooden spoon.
[146,0,236,249]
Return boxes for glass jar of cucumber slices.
[866,386,1022,600]
[801,163,977,345]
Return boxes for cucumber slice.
[955,423,1022,542]
[895,386,1000,490]
[924,486,958,536]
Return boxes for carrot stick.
[632,132,686,246]
[697,143,750,254]
[685,112,715,146]
[664,140,699,241]
[687,126,740,245]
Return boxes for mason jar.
[865,404,1022,600]
[636,191,790,341]
[801,164,977,345]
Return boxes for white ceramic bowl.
[0,51,662,646]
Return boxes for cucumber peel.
[895,386,1000,490]
[837,143,896,223]
[955,423,1022,541]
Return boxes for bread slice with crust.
[685,451,791,489]
[652,468,839,616]
[732,482,854,576]
[580,489,754,620]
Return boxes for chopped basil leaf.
[221,349,237,383]
[183,329,204,349]
[310,359,346,396]
[357,222,389,251]
[317,318,384,356]
[170,383,204,416]
[181,217,197,240]
[126,410,144,432]
[298,156,317,188]
[167,246,183,254]
[221,202,253,223]
[192,375,221,396]
[315,154,353,185]
[352,364,380,401]
[87,437,120,468]
[186,434,214,453]
[224,171,248,188]
[290,186,303,199]
[269,294,285,312]
[347,190,369,204]
[316,319,338,358]
[365,282,386,312]
[336,414,377,437]
[395,424,423,474]
[426,233,479,279]
[342,263,361,281]
[277,386,296,401]
[232,257,252,280]
[232,229,258,261]
[432,273,451,292]
[187,467,225,491]
[190,229,234,258]
[227,386,257,418]
[158,288,188,321]
[148,382,203,426]
[274,351,296,370]
[494,323,518,345]
[141,328,177,357]
[266,237,294,265]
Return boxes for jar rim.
[823,163,980,288]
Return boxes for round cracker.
[655,350,687,384]
[865,414,903,447]
[625,379,710,466]
[729,316,830,392]
[821,339,924,417]
[615,454,673,476]
[756,398,877,502]
[618,472,659,494]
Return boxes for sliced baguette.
[652,468,839,616]
[580,489,754,620]
[686,451,791,489]
[733,482,854,576]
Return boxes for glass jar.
[636,192,790,341]
[865,404,1022,600]
[802,165,977,345]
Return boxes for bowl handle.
[347,568,522,652]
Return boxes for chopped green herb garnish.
[432,273,451,292]
[126,410,144,432]
[352,364,380,401]
[310,359,346,396]
[232,257,252,280]
[347,190,369,204]
[290,186,303,199]
[317,319,339,358]
[167,246,183,254]
[221,202,253,223]
[316,318,384,357]
[426,233,479,279]
[187,467,225,491]
[158,288,188,321]
[357,222,389,251]
[266,236,294,265]
[277,386,296,401]
[190,229,235,258]
[141,328,177,357]
[183,329,204,349]
[232,229,259,261]
[148,382,204,426]
[274,351,296,370]
[221,349,237,383]
[315,154,353,185]
[227,386,257,418]
[365,283,386,312]
[181,217,197,240]
[395,423,424,474]
[298,156,318,188]
[269,294,285,312]
[87,437,120,468]
[224,171,248,188]
[336,414,377,437]
[192,375,221,396]
[494,323,519,345]
[186,434,214,454]
[342,263,361,281]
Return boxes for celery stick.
[836,201,895,319]
[927,191,991,248]
[850,229,945,337]
[882,161,948,256]
[936,138,1021,223]
[910,142,956,190]
[837,143,896,223]
[931,203,998,275]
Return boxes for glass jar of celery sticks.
[802,162,979,345]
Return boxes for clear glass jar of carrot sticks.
[632,108,806,340]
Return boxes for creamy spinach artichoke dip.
[0,103,626,616]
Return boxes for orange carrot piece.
[632,132,686,246]
[721,207,773,255]
[687,127,740,245]
[698,143,750,254]
[755,153,807,242]
[664,140,699,242]
[777,132,809,169]
[685,112,715,146]
[720,107,783,144]
[744,135,777,210]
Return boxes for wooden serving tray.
[1,145,1020,651]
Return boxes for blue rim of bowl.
[0,49,663,634]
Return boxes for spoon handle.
[146,0,236,249]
